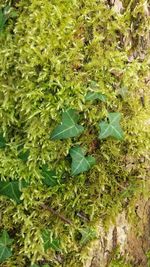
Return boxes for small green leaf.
[117,86,128,99]
[85,91,106,102]
[9,10,18,18]
[70,146,96,176]
[0,6,10,31]
[18,149,30,162]
[0,230,13,263]
[0,6,18,32]
[79,227,97,245]
[0,133,6,148]
[41,166,58,187]
[99,112,124,140]
[51,109,84,140]
[0,9,6,31]
[0,180,27,203]
[42,230,61,252]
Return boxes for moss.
[0,0,150,266]
[108,250,133,267]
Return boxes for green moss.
[0,0,150,266]
[108,253,132,267]
[146,250,150,267]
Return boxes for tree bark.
[85,199,150,267]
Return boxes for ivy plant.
[0,0,149,265]
[51,109,84,140]
[0,6,17,32]
[42,229,61,252]
[79,227,97,245]
[0,230,13,263]
[18,149,30,162]
[0,133,6,149]
[70,146,96,176]
[0,180,27,204]
[41,165,59,187]
[0,7,8,31]
[85,91,106,102]
[99,112,124,140]
[117,86,128,99]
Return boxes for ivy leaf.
[99,112,124,140]
[0,6,18,32]
[0,180,27,204]
[0,230,13,263]
[70,146,96,176]
[0,7,10,31]
[18,149,30,162]
[51,109,84,140]
[42,230,61,252]
[85,91,106,102]
[117,86,128,99]
[79,227,97,245]
[0,9,6,31]
[41,166,58,187]
[0,133,6,148]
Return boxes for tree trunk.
[85,199,150,267]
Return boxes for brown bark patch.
[85,200,150,267]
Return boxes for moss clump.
[108,254,132,267]
[0,0,150,266]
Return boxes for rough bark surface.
[85,199,150,267]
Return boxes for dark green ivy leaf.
[70,146,96,176]
[0,230,13,263]
[41,166,58,187]
[79,227,97,245]
[0,6,18,32]
[0,180,27,204]
[51,109,84,140]
[85,91,106,102]
[42,229,61,252]
[0,133,6,148]
[0,9,7,31]
[18,149,30,162]
[99,112,124,140]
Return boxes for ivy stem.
[41,204,72,225]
